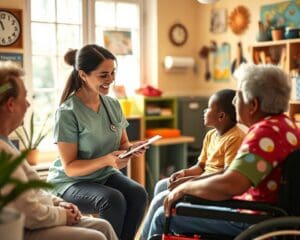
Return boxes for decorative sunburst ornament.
[228,5,250,35]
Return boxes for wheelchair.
[149,149,300,240]
[235,216,300,240]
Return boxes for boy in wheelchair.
[148,64,300,239]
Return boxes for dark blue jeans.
[61,173,148,240]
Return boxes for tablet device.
[118,135,162,159]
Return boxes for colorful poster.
[210,8,227,33]
[103,30,132,55]
[0,52,23,66]
[260,1,300,28]
[212,43,231,82]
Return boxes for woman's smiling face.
[80,59,116,95]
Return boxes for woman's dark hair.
[214,89,237,123]
[0,61,23,106]
[60,44,116,104]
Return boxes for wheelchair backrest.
[278,149,300,216]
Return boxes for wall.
[0,0,27,54]
[0,0,30,96]
[0,0,290,97]
[156,0,199,95]
[155,0,285,97]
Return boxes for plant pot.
[272,29,283,41]
[27,149,39,165]
[0,208,24,240]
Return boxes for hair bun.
[64,49,77,67]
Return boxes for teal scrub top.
[47,94,129,196]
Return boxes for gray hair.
[0,61,24,106]
[233,63,291,114]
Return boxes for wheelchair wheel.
[234,217,300,240]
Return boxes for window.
[29,0,142,150]
[95,0,141,96]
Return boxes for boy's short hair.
[214,89,236,123]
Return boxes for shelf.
[252,38,300,47]
[251,39,300,73]
[251,39,300,119]
[135,96,178,137]
[145,116,174,120]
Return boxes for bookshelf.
[250,39,300,122]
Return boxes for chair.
[150,149,300,240]
[234,216,300,240]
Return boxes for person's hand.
[169,169,185,183]
[130,140,148,158]
[59,201,82,224]
[164,184,185,217]
[65,208,81,225]
[168,176,195,191]
[109,150,130,169]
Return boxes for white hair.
[233,63,291,114]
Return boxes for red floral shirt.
[229,114,300,204]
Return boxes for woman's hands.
[107,150,130,169]
[59,201,82,226]
[129,140,148,158]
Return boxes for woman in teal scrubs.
[47,44,148,240]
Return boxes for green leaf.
[0,150,30,189]
[14,129,27,149]
[0,179,53,211]
[29,113,34,150]
[0,150,53,212]
[13,112,50,150]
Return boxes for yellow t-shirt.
[198,125,246,174]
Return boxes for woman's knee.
[132,184,148,208]
[96,189,127,215]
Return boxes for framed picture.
[212,43,231,82]
[103,30,132,55]
[0,52,23,66]
[210,8,227,33]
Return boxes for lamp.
[197,0,219,3]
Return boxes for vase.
[119,99,132,117]
[271,29,283,41]
[27,149,39,165]
[0,208,24,240]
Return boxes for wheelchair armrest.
[173,195,288,224]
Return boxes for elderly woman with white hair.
[148,64,300,238]
[0,61,117,240]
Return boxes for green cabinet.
[134,96,195,197]
[135,96,177,137]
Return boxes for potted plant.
[270,24,285,41]
[0,149,52,240]
[15,113,50,165]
